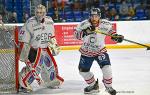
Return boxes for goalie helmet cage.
[0,26,19,93]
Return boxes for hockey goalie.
[18,4,64,92]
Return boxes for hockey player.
[74,8,124,95]
[19,4,64,92]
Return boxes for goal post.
[0,25,19,93]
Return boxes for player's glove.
[82,26,95,37]
[111,34,124,43]
[85,25,95,31]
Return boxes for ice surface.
[18,48,150,95]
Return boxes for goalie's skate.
[105,87,116,95]
[46,79,62,89]
[19,85,33,93]
[84,79,99,94]
[19,87,32,93]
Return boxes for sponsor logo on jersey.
[35,33,52,44]
[33,26,45,31]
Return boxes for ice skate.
[19,85,32,93]
[46,80,61,89]
[84,79,99,94]
[105,87,116,95]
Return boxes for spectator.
[73,1,81,11]
[93,0,100,8]
[104,0,110,3]
[136,2,146,10]
[52,0,58,8]
[0,8,9,23]
[8,12,18,23]
[128,5,135,17]
[110,7,118,20]
[0,14,6,30]
[22,12,30,23]
[85,0,93,10]
[52,8,62,22]
[110,0,117,4]
[116,0,121,3]
[0,14,3,24]
[146,0,150,19]
[32,0,42,6]
[102,3,111,20]
[135,2,147,19]
[119,0,129,17]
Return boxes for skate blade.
[19,90,32,93]
[84,89,100,94]
[19,88,33,93]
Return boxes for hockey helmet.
[35,4,46,20]
[90,8,101,17]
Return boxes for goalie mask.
[35,4,46,21]
[90,8,101,26]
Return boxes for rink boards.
[1,20,150,50]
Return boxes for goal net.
[0,25,19,93]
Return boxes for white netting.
[0,26,18,93]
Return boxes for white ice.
[19,48,150,95]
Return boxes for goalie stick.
[95,30,150,50]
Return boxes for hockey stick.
[95,30,150,50]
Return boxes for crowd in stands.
[0,0,150,23]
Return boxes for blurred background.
[0,0,150,23]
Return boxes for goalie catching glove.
[48,38,60,56]
[111,34,124,43]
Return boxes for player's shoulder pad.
[80,19,91,27]
[24,16,36,27]
[23,17,36,33]
[26,16,36,23]
[45,16,54,25]
[101,19,112,26]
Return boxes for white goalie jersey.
[75,19,115,57]
[19,16,56,48]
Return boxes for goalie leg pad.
[44,76,64,88]
[40,48,64,88]
[19,66,34,91]
[19,48,42,89]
